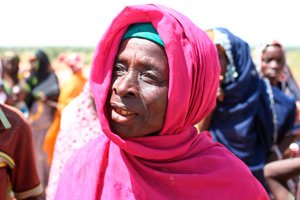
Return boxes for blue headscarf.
[208,27,296,187]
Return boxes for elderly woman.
[201,28,296,191]
[55,5,268,199]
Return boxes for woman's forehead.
[263,45,285,56]
[116,38,169,73]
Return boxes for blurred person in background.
[1,51,20,95]
[24,50,60,191]
[46,82,100,200]
[0,63,44,200]
[198,28,296,192]
[24,50,60,109]
[1,51,29,117]
[254,41,300,158]
[43,53,87,164]
[0,58,8,104]
[254,40,300,200]
[254,40,300,101]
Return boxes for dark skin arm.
[264,157,300,200]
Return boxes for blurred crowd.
[0,30,300,200]
[0,50,100,200]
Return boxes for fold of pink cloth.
[55,4,269,200]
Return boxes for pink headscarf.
[55,4,268,199]
[58,53,84,72]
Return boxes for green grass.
[286,47,300,85]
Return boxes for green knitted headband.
[122,23,164,47]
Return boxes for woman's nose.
[113,72,139,98]
[269,60,280,70]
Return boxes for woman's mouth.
[114,107,137,115]
[111,106,137,124]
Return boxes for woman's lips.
[111,106,137,123]
[266,72,277,78]
[114,107,137,115]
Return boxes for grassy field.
[286,48,300,85]
[0,46,299,85]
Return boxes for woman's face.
[3,58,19,75]
[261,45,285,86]
[29,59,38,73]
[107,38,169,139]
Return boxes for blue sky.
[1,0,299,47]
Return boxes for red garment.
[0,104,42,199]
[56,4,269,199]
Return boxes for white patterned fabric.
[46,82,101,200]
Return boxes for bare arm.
[264,157,300,200]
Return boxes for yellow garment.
[43,70,87,163]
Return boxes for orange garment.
[43,70,87,163]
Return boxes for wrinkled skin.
[107,38,169,139]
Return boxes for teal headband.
[122,23,164,47]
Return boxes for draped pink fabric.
[55,4,269,199]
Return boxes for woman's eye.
[277,58,285,65]
[142,72,158,81]
[113,65,122,71]
[262,58,271,63]
[113,65,126,75]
